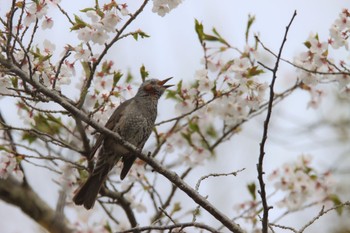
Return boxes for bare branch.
[297,202,350,233]
[257,10,297,233]
[117,222,221,233]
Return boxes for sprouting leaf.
[34,114,61,136]
[206,125,218,139]
[132,30,150,41]
[10,77,18,88]
[195,19,205,43]
[70,15,88,31]
[165,89,177,100]
[22,132,37,144]
[329,194,343,215]
[80,7,95,13]
[247,182,256,200]
[245,14,256,42]
[304,41,311,49]
[104,221,112,233]
[113,71,123,86]
[212,27,230,46]
[247,66,264,77]
[140,64,149,82]
[189,121,199,133]
[172,202,182,213]
[126,71,133,83]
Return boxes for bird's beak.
[158,77,174,89]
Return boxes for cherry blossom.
[269,155,335,210]
[0,152,23,181]
[73,45,91,61]
[329,9,350,50]
[42,16,54,29]
[43,39,56,55]
[120,4,129,16]
[152,0,182,17]
[195,69,214,92]
[101,11,121,32]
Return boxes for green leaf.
[165,89,177,100]
[247,66,264,77]
[189,121,199,133]
[172,202,182,213]
[132,30,150,41]
[10,77,18,88]
[140,64,149,82]
[126,71,133,83]
[70,15,88,31]
[247,182,256,200]
[22,132,37,144]
[212,27,230,46]
[101,61,112,73]
[104,221,112,233]
[206,125,218,139]
[195,19,205,43]
[181,132,192,145]
[203,34,220,41]
[176,80,183,94]
[329,194,343,215]
[113,71,123,86]
[245,14,256,42]
[80,7,95,13]
[304,41,311,49]
[34,114,61,136]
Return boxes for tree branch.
[117,221,221,233]
[0,176,72,233]
[257,10,297,233]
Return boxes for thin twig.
[117,222,221,233]
[257,10,297,233]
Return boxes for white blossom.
[152,0,182,17]
[101,11,121,32]
[42,16,54,29]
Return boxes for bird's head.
[136,77,173,98]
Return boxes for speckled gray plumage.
[73,78,172,209]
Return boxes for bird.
[73,77,173,209]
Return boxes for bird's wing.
[88,98,133,160]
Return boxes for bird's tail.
[73,172,107,210]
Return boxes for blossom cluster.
[165,42,267,166]
[0,151,23,180]
[329,9,350,50]
[152,0,182,17]
[75,6,125,45]
[268,154,335,210]
[23,0,60,28]
[294,8,350,108]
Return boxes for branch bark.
[257,10,297,233]
[0,176,72,233]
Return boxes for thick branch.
[0,176,72,233]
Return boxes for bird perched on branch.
[73,78,173,209]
